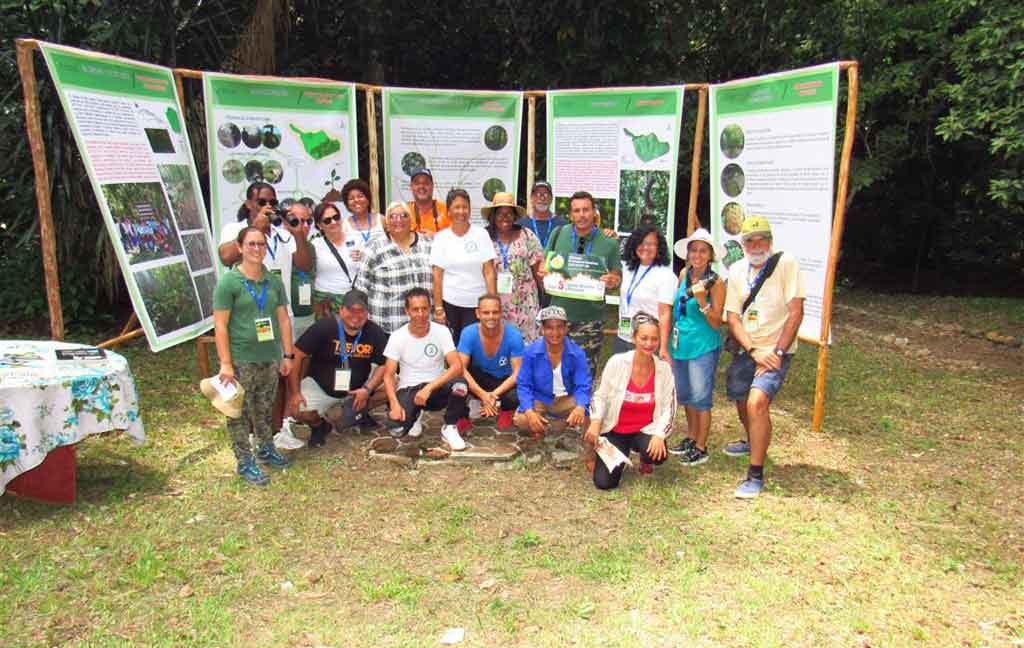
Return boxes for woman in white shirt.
[339,178,385,261]
[615,226,676,356]
[430,188,497,344]
[311,202,358,318]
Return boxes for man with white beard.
[722,216,805,499]
[516,181,567,308]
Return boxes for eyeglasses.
[244,241,267,249]
[256,198,278,207]
[320,215,341,225]
[299,218,314,225]
[387,213,411,220]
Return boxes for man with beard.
[405,168,451,236]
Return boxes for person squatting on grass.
[723,216,806,499]
[585,313,676,490]
[213,226,295,486]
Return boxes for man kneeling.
[381,288,468,450]
[287,289,388,447]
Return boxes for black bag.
[723,252,783,355]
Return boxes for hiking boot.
[441,424,467,451]
[668,437,696,456]
[237,457,270,486]
[734,477,765,499]
[723,439,751,457]
[308,421,329,448]
[256,443,290,468]
[496,410,514,431]
[679,446,709,467]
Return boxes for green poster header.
[551,89,680,118]
[207,76,351,111]
[715,66,837,115]
[43,46,175,100]
[386,90,520,119]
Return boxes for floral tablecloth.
[0,341,145,495]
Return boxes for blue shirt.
[516,338,592,413]
[457,323,524,379]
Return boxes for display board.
[204,72,358,238]
[546,86,685,243]
[709,63,840,342]
[39,43,215,351]
[382,87,523,223]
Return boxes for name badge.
[254,317,275,342]
[618,316,631,338]
[334,369,351,392]
[298,283,312,306]
[496,272,513,295]
[743,309,760,333]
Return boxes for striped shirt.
[355,233,433,334]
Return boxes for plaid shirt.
[355,233,433,334]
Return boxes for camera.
[269,204,299,228]
[685,273,718,298]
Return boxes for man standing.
[406,168,452,236]
[516,181,567,248]
[538,190,622,375]
[451,294,524,431]
[287,289,389,448]
[723,216,805,499]
[381,287,468,450]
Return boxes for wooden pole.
[811,63,859,433]
[97,328,145,349]
[16,39,64,341]
[686,86,708,237]
[526,95,536,210]
[366,89,380,213]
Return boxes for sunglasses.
[299,218,314,225]
[320,215,341,225]
[256,198,278,207]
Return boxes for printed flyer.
[39,42,215,351]
[382,88,522,223]
[546,86,685,243]
[204,72,358,238]
[709,63,840,341]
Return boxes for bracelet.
[699,304,711,314]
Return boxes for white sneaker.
[468,398,482,419]
[440,424,466,451]
[407,412,424,438]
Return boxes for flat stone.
[424,447,451,460]
[556,435,583,453]
[447,444,520,462]
[552,450,578,465]
[492,433,519,444]
[369,437,399,453]
[525,452,544,465]
[369,451,413,467]
[517,437,543,452]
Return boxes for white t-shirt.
[384,321,456,390]
[429,225,496,308]
[552,364,567,397]
[220,221,297,313]
[311,235,357,295]
[341,214,385,276]
[617,263,677,341]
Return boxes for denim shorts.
[725,351,792,402]
[672,347,721,411]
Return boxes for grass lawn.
[2,290,1022,647]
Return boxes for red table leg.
[7,444,77,504]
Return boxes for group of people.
[211,170,806,499]
[118,217,175,257]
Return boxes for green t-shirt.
[213,267,289,363]
[543,225,621,321]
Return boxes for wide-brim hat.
[674,227,724,261]
[481,192,526,218]
[200,376,246,418]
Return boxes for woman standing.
[616,226,676,355]
[483,192,544,343]
[311,202,358,318]
[430,188,497,344]
[584,313,676,490]
[355,202,434,334]
[340,178,385,266]
[213,226,295,486]
[667,228,725,467]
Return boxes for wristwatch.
[282,353,295,359]
[773,348,785,358]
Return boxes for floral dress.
[491,227,544,342]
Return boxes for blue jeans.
[725,351,792,402]
[672,347,721,411]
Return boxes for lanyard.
[746,261,769,292]
[496,237,512,270]
[298,271,308,283]
[529,216,552,246]
[351,215,373,243]
[337,321,363,366]
[266,233,278,261]
[243,278,268,315]
[571,228,594,256]
[625,264,654,307]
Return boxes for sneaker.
[237,457,270,486]
[723,439,751,457]
[638,460,654,475]
[406,412,424,438]
[734,477,765,499]
[668,437,696,456]
[679,446,709,467]
[441,424,467,451]
[308,421,329,448]
[256,443,290,468]
[496,410,514,431]
[456,417,472,434]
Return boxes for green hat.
[740,215,772,241]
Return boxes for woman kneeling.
[584,313,676,490]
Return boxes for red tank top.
[612,371,655,434]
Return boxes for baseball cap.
[740,215,772,241]
[341,289,369,309]
[536,305,568,323]
[530,180,553,194]
[410,167,433,181]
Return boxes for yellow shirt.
[406,200,451,235]
[724,253,806,353]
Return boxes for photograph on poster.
[264,160,284,183]
[101,182,183,264]
[144,128,175,154]
[158,164,205,231]
[720,123,745,158]
[182,233,214,271]
[262,124,282,149]
[222,160,244,183]
[194,271,217,319]
[132,262,202,336]
[401,152,426,176]
[244,160,264,182]
[617,169,669,234]
[721,163,745,197]
[484,125,508,151]
[217,123,241,148]
[722,201,745,235]
[242,125,261,148]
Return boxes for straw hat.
[481,192,526,218]
[673,227,724,261]
[199,376,246,418]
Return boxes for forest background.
[1,0,1021,331]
